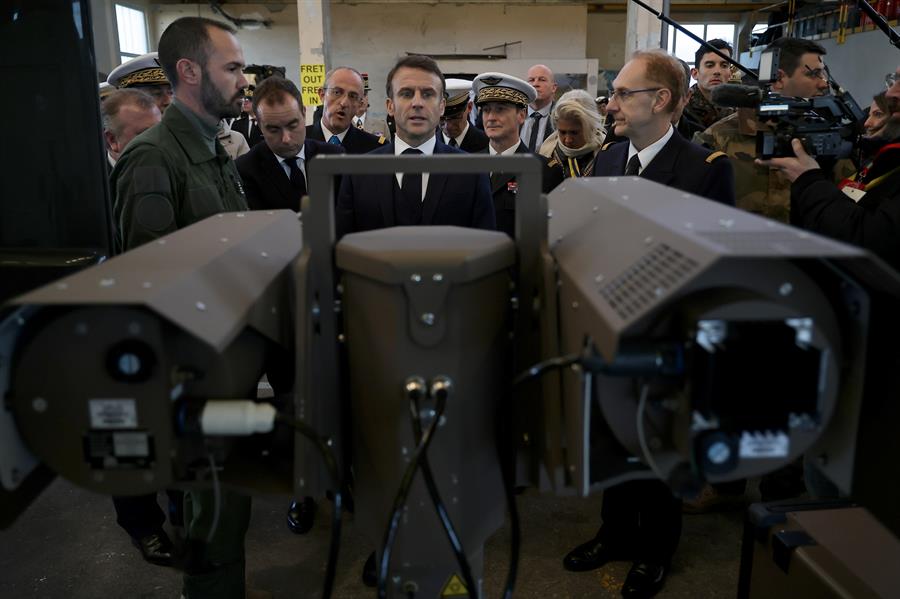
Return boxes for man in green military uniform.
[693,37,847,224]
[111,16,249,252]
[681,38,735,138]
[110,16,254,599]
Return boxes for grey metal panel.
[337,226,514,286]
[9,210,302,352]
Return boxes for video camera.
[711,47,866,161]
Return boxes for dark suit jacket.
[336,139,495,238]
[592,129,735,206]
[306,119,385,154]
[485,142,563,238]
[459,126,490,153]
[236,139,344,211]
[231,114,265,147]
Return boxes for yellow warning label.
[440,573,468,597]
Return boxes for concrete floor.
[0,478,745,598]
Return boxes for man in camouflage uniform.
[110,16,255,599]
[681,38,736,138]
[694,37,839,224]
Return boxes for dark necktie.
[285,157,306,201]
[624,154,642,176]
[448,137,458,148]
[355,118,364,129]
[527,112,543,151]
[401,148,423,211]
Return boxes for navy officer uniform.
[473,72,564,238]
[441,78,489,153]
[591,127,734,205]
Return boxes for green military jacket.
[684,83,734,131]
[111,101,248,252]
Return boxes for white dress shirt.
[627,125,674,175]
[520,102,552,146]
[394,134,437,201]
[442,122,469,148]
[277,145,307,180]
[321,121,348,144]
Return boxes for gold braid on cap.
[119,67,168,88]
[445,93,469,108]
[476,87,528,107]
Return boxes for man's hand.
[755,138,820,182]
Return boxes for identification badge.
[842,186,867,202]
[507,181,518,194]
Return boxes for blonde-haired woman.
[540,89,606,179]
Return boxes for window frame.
[114,3,149,65]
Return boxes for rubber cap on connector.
[200,400,277,436]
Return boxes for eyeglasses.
[886,73,900,88]
[607,87,661,101]
[324,87,362,102]
[803,65,828,81]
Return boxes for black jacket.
[592,129,735,206]
[791,141,900,270]
[336,139,495,238]
[236,139,344,211]
[484,142,563,238]
[306,119,385,154]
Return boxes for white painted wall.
[151,3,301,87]
[587,12,627,71]
[329,3,589,120]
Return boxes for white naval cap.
[444,78,473,117]
[472,72,536,108]
[107,52,169,88]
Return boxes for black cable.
[511,352,581,387]
[377,391,449,599]
[274,414,343,599]
[407,392,479,598]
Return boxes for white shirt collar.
[277,145,307,177]
[528,102,552,117]
[489,140,521,156]
[321,120,348,143]
[442,122,469,147]
[627,125,674,175]
[355,113,366,127]
[107,151,117,168]
[394,134,437,156]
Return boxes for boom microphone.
[710,84,766,108]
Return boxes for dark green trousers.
[182,489,252,599]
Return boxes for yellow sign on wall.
[300,63,325,106]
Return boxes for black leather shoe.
[287,496,317,535]
[362,552,376,587]
[132,530,175,567]
[562,534,624,572]
[621,561,668,598]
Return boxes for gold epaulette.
[378,135,386,145]
[601,142,615,151]
[706,151,727,163]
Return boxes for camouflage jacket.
[694,109,855,224]
[684,84,735,131]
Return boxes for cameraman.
[758,66,900,270]
[695,37,842,223]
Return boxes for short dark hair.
[694,38,733,68]
[252,76,304,117]
[158,17,236,88]
[385,55,446,98]
[766,37,827,77]
[101,89,157,137]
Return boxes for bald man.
[521,64,558,151]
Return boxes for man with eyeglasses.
[565,49,733,599]
[307,66,386,154]
[756,66,900,271]
[694,37,838,224]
